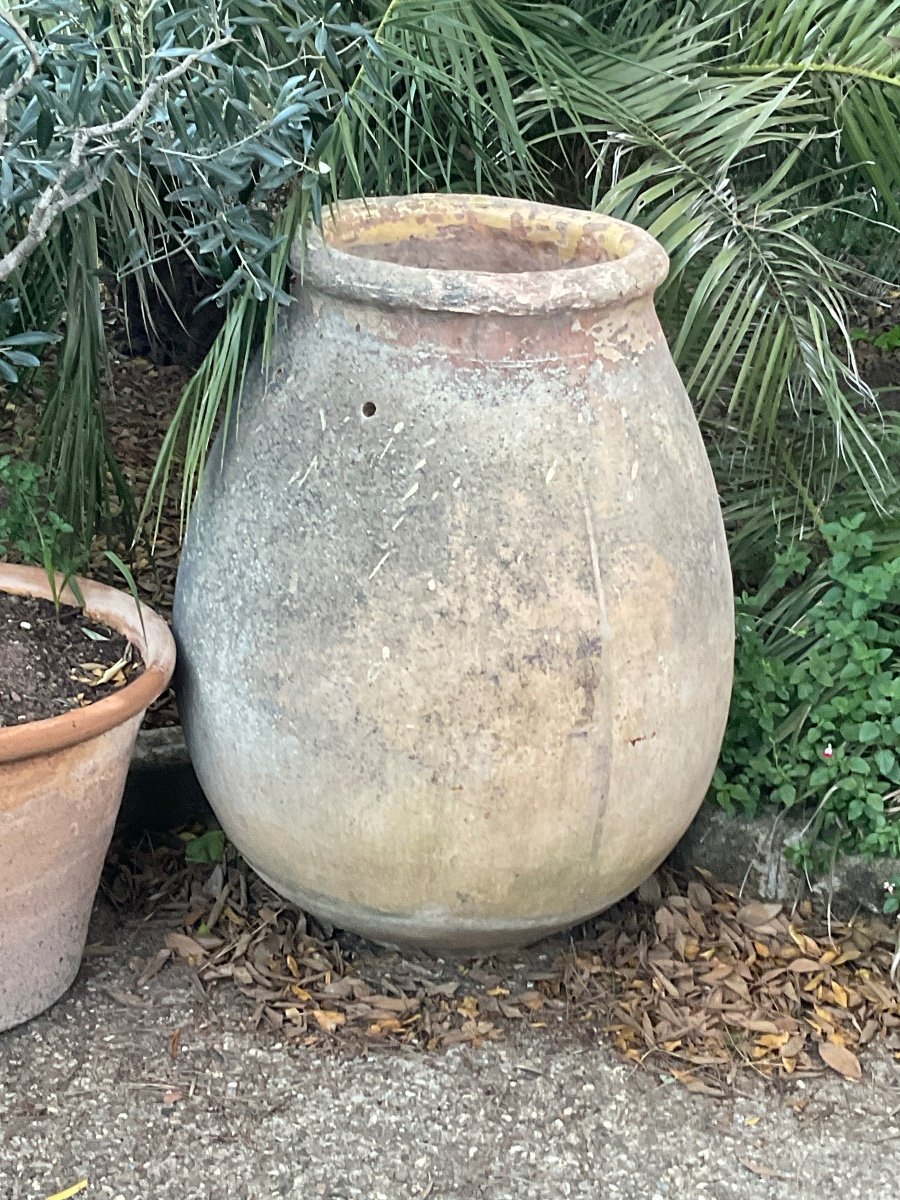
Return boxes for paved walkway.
[2,902,898,1200]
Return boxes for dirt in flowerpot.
[0,591,145,726]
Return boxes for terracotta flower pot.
[175,194,734,952]
[0,566,176,1030]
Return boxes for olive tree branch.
[0,7,42,155]
[0,34,234,283]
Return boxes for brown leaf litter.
[103,840,900,1091]
[556,870,900,1093]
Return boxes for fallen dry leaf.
[101,837,900,1087]
[818,1041,862,1081]
[736,901,783,928]
[136,947,173,987]
[311,1008,346,1033]
[165,932,208,964]
[789,958,826,973]
[637,874,662,904]
[739,1158,793,1181]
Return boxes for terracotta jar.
[174,195,734,952]
[0,567,175,1030]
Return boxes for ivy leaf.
[184,829,226,863]
[874,749,897,778]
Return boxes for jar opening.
[329,210,625,275]
[295,195,668,315]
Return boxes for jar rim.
[292,195,668,315]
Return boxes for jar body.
[174,197,734,951]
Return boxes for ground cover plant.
[1,0,375,542]
[712,511,900,867]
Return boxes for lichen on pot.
[0,565,176,1031]
[175,194,734,953]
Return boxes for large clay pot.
[0,567,175,1030]
[174,195,734,952]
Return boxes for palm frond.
[510,9,897,509]
[6,0,899,566]
[708,0,900,220]
[35,209,130,547]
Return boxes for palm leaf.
[35,209,131,547]
[7,0,898,565]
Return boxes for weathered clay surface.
[0,566,176,1030]
[175,195,734,951]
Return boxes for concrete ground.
[2,899,899,1200]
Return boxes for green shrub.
[0,0,371,541]
[0,451,140,612]
[0,453,78,576]
[711,514,900,868]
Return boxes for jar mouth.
[293,195,668,315]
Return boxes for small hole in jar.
[362,401,377,418]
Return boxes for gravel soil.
[2,900,899,1200]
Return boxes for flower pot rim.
[294,194,669,315]
[0,564,176,764]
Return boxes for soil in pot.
[0,591,145,726]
